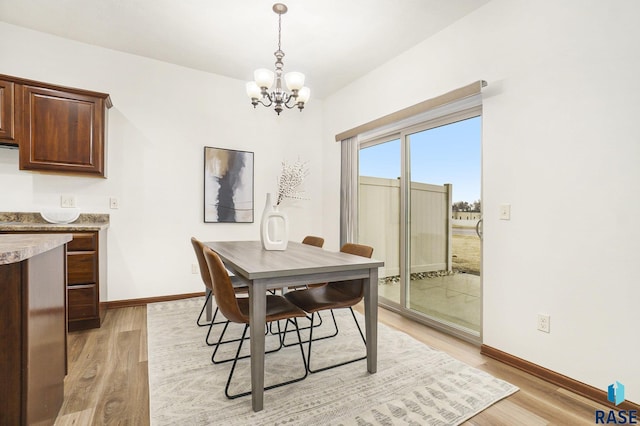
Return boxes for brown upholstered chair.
[191,237,248,346]
[284,243,373,373]
[276,235,327,339]
[203,246,309,399]
[301,236,326,288]
[301,235,324,248]
[290,236,325,292]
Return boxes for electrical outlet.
[537,314,550,333]
[191,264,198,274]
[60,195,76,208]
[109,197,119,209]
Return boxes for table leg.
[363,267,378,373]
[249,279,267,411]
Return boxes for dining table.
[204,240,384,412]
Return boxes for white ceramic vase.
[260,193,289,250]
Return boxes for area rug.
[147,297,517,425]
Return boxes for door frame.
[358,105,483,345]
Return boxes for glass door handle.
[475,218,483,240]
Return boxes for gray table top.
[205,241,383,280]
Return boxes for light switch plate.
[499,204,511,220]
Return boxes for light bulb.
[246,82,261,99]
[254,68,274,89]
[285,72,305,91]
[297,86,310,104]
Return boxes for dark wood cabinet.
[66,231,106,331]
[0,243,67,426]
[0,78,17,146]
[0,74,112,176]
[19,84,111,176]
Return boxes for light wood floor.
[54,304,605,425]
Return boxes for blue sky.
[359,116,481,203]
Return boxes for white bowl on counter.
[40,208,81,224]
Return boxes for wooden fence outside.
[358,176,452,279]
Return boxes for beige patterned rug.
[147,297,517,425]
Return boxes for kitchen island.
[0,234,71,426]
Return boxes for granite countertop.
[0,212,110,232]
[0,233,73,265]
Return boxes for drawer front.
[67,233,97,251]
[68,285,97,320]
[67,252,97,285]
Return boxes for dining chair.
[203,246,309,399]
[301,235,326,289]
[191,237,248,346]
[301,235,324,248]
[283,243,374,373]
[275,235,327,340]
[287,235,324,293]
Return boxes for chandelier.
[245,3,310,115]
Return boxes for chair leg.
[211,321,232,364]
[269,310,324,337]
[306,308,366,374]
[206,310,270,347]
[282,309,339,347]
[196,291,213,326]
[206,309,257,347]
[204,307,231,345]
[224,318,308,399]
[211,321,284,364]
[224,324,250,398]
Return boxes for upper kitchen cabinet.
[0,78,16,146]
[19,83,112,177]
[0,74,112,177]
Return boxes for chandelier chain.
[278,13,282,52]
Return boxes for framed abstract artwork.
[204,147,254,223]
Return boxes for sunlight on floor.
[378,273,480,332]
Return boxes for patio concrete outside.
[378,272,481,333]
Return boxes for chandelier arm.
[258,94,274,107]
[283,92,301,109]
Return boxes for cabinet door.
[19,85,106,176]
[0,79,16,145]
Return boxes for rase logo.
[595,381,637,424]
[609,382,626,406]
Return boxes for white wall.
[0,22,324,301]
[323,0,640,403]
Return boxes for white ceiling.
[0,0,490,98]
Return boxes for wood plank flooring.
[55,306,149,425]
[54,303,607,425]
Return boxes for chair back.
[340,243,373,258]
[191,237,213,291]
[302,235,325,248]
[202,246,247,323]
[331,243,374,299]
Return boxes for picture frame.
[204,146,254,223]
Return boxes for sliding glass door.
[358,138,401,305]
[358,114,482,342]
